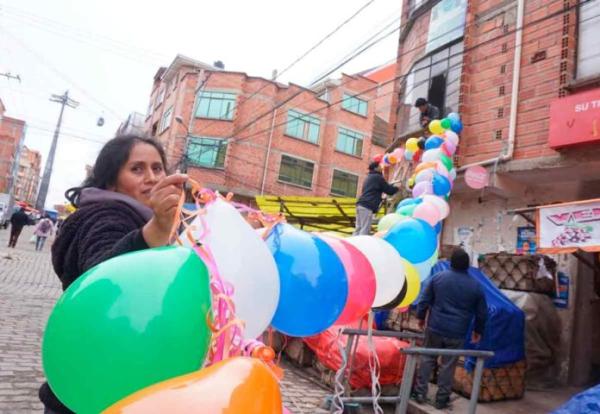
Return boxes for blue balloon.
[404,150,414,161]
[424,136,444,150]
[397,197,422,209]
[383,218,437,263]
[450,119,463,133]
[413,259,434,282]
[432,173,451,196]
[434,221,443,234]
[266,223,348,337]
[447,112,460,122]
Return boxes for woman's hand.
[142,173,188,247]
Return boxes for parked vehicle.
[0,193,11,229]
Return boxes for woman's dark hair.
[65,135,167,207]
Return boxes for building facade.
[117,112,146,136]
[393,0,600,385]
[0,98,26,199]
[14,146,41,206]
[144,55,394,202]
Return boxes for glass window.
[336,127,364,157]
[578,0,600,78]
[186,137,227,168]
[278,155,314,188]
[285,109,321,143]
[195,91,237,120]
[159,106,172,134]
[155,88,165,108]
[342,94,368,116]
[331,170,358,197]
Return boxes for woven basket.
[478,253,556,294]
[453,359,526,402]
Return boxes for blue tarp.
[552,384,600,414]
[415,261,526,369]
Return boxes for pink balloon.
[413,201,441,226]
[412,181,433,198]
[317,235,377,325]
[283,407,292,414]
[444,130,459,146]
[392,148,405,159]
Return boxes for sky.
[0,0,401,208]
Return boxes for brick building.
[392,0,600,385]
[14,146,41,206]
[143,55,394,203]
[0,98,26,199]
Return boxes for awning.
[255,196,384,235]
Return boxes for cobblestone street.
[0,226,329,414]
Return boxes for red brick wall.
[145,68,386,198]
[0,115,25,193]
[393,0,581,166]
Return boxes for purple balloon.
[412,181,433,198]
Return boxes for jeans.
[415,329,464,403]
[36,236,47,251]
[353,205,374,235]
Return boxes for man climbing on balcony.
[354,160,398,235]
[415,97,440,129]
[412,248,488,409]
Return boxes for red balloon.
[316,235,377,325]
[413,150,423,163]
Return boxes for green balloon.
[397,204,416,217]
[441,118,452,130]
[440,154,454,171]
[42,246,212,413]
[377,213,407,232]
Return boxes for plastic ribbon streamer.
[367,311,384,414]
[331,329,347,414]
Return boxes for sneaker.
[411,392,426,404]
[434,399,450,409]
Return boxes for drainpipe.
[457,0,524,172]
[260,108,278,195]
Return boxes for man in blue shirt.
[413,248,487,409]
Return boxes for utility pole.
[35,91,79,211]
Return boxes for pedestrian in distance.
[39,135,187,414]
[8,207,30,248]
[353,160,398,236]
[34,215,54,251]
[412,248,488,409]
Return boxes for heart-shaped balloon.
[103,357,282,414]
[43,247,212,414]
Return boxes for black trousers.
[8,225,24,247]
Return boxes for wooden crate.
[453,359,526,402]
[478,253,556,294]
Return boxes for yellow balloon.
[429,120,444,135]
[405,137,419,152]
[397,259,421,308]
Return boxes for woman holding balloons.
[39,135,187,414]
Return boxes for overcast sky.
[0,0,401,208]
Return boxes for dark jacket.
[420,103,440,127]
[417,268,487,340]
[39,188,152,413]
[356,171,398,213]
[10,210,29,229]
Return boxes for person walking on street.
[39,135,186,414]
[415,97,440,129]
[354,161,398,235]
[8,207,29,248]
[34,215,54,251]
[413,248,488,409]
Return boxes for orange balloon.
[103,357,282,414]
[414,162,437,175]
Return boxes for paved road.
[0,226,329,413]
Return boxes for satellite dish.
[97,116,105,127]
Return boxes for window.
[578,0,600,78]
[278,155,314,188]
[146,99,153,118]
[186,137,227,169]
[342,94,368,116]
[398,41,463,136]
[155,88,165,108]
[159,106,173,134]
[285,109,320,143]
[195,91,237,120]
[336,127,364,157]
[331,170,358,197]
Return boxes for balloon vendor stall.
[40,114,463,413]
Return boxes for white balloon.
[445,131,459,146]
[345,236,405,308]
[422,148,442,163]
[422,195,450,219]
[182,199,280,339]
